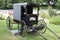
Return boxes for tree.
[0,0,6,9]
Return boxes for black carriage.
[6,3,46,36]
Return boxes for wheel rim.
[6,16,12,30]
[19,21,27,37]
[38,20,47,34]
[22,26,27,37]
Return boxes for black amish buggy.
[6,2,46,35]
[6,2,60,40]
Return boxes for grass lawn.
[0,20,60,40]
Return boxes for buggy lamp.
[30,17,36,21]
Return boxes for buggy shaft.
[47,27,60,39]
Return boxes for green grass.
[50,15,60,25]
[0,20,60,40]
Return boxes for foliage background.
[0,0,43,9]
[0,0,59,9]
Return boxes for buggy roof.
[14,3,27,6]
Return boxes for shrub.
[39,9,50,19]
[0,14,5,20]
[56,0,60,9]
[48,6,54,17]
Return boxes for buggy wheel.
[6,16,12,30]
[38,20,47,34]
[20,21,27,37]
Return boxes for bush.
[0,14,5,20]
[39,9,50,19]
[56,0,60,9]
[50,16,60,25]
[48,6,54,17]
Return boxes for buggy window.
[33,7,38,14]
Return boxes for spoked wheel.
[6,16,12,30]
[19,20,27,37]
[38,20,47,34]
